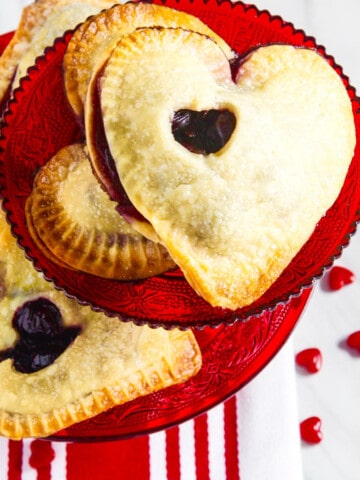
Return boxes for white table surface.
[254,2,360,479]
[1,1,359,479]
[253,2,360,479]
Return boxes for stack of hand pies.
[0,0,356,439]
[26,1,356,310]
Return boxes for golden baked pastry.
[64,1,234,119]
[0,209,49,298]
[98,28,355,310]
[25,143,176,279]
[0,206,201,440]
[0,0,115,102]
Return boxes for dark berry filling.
[229,51,244,82]
[172,109,236,154]
[93,71,148,224]
[0,297,81,373]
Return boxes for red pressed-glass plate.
[0,0,359,331]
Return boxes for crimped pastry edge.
[0,328,201,440]
[0,0,115,102]
[25,143,176,280]
[64,1,234,118]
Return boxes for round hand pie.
[64,1,233,120]
[25,143,176,280]
[98,27,355,310]
[0,204,201,440]
[0,0,115,104]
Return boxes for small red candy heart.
[328,265,355,291]
[300,416,323,444]
[296,348,322,373]
[346,331,360,353]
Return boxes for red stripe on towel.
[166,426,181,480]
[66,436,150,480]
[224,396,240,480]
[29,440,54,480]
[194,414,210,480]
[8,440,22,480]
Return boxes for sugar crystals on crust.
[99,28,355,309]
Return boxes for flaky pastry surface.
[25,143,175,279]
[0,0,115,102]
[100,28,355,309]
[65,1,233,119]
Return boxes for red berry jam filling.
[172,109,236,154]
[0,297,81,373]
[229,52,243,82]
[92,70,236,223]
[92,72,148,225]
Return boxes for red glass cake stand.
[56,289,311,441]
[0,0,359,440]
[0,0,359,329]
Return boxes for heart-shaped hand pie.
[0,206,201,439]
[97,27,355,310]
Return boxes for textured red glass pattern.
[49,289,310,441]
[0,0,359,329]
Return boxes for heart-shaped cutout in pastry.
[1,297,81,374]
[172,108,237,154]
[96,27,355,310]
